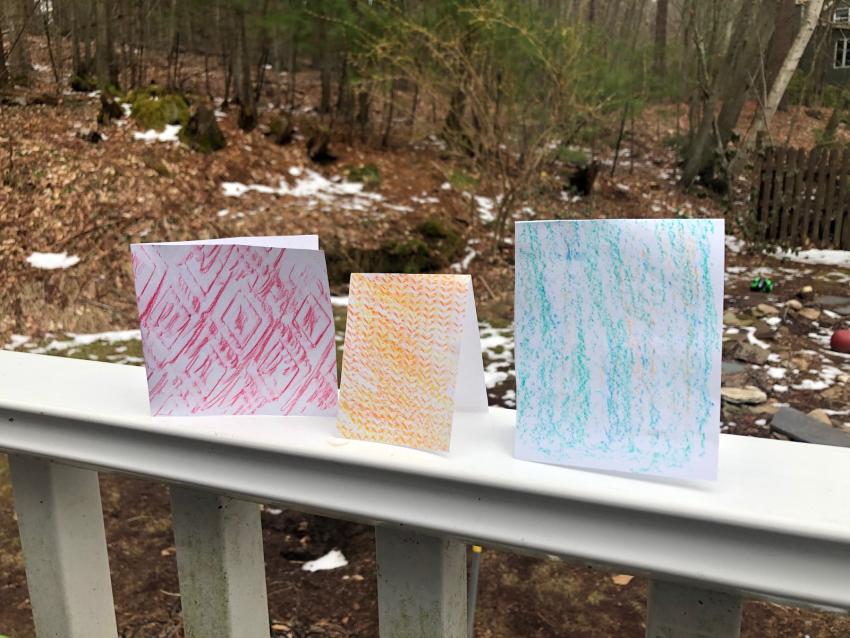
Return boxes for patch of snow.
[26,251,80,270]
[330,295,349,307]
[474,195,499,223]
[725,235,745,254]
[773,384,788,393]
[743,327,770,349]
[791,378,830,391]
[3,335,30,350]
[302,549,348,572]
[222,169,383,212]
[216,209,229,218]
[764,316,782,326]
[31,330,141,354]
[766,366,786,379]
[774,247,850,269]
[440,182,452,190]
[411,194,440,205]
[133,124,181,143]
[383,203,414,213]
[479,323,514,390]
[767,353,782,363]
[451,244,478,273]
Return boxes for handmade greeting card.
[336,273,487,452]
[131,235,338,417]
[514,219,724,480]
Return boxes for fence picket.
[646,580,742,638]
[757,146,850,249]
[9,455,118,638]
[170,487,270,638]
[834,149,850,249]
[375,526,467,638]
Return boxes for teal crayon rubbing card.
[514,219,724,480]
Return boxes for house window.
[836,38,850,68]
[835,7,850,22]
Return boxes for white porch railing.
[0,349,849,638]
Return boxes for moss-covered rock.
[70,74,97,92]
[324,217,464,284]
[180,104,226,153]
[97,93,124,125]
[267,114,294,145]
[127,86,190,131]
[344,163,380,188]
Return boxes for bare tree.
[681,0,778,187]
[740,0,827,153]
[0,3,10,88]
[653,0,668,77]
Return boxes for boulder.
[306,127,337,164]
[798,307,821,321]
[180,104,226,153]
[97,93,124,125]
[726,341,769,365]
[721,386,768,405]
[266,114,294,146]
[807,409,832,426]
[753,303,779,317]
[785,299,802,311]
[723,309,750,327]
[77,128,102,143]
[797,285,815,301]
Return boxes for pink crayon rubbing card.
[130,236,338,417]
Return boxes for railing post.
[646,580,742,638]
[169,486,269,638]
[8,454,118,638]
[375,526,467,638]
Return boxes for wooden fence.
[754,146,850,249]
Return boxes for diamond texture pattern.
[131,243,338,416]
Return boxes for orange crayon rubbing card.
[336,273,486,452]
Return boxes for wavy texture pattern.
[131,244,338,416]
[337,273,470,451]
[515,219,724,480]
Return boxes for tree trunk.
[94,0,113,87]
[235,6,257,131]
[7,0,33,85]
[681,0,778,186]
[653,0,667,77]
[763,0,799,93]
[742,0,826,151]
[0,3,10,88]
[70,0,81,75]
[318,19,332,114]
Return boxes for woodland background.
[2,0,850,636]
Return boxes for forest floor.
[2,47,850,637]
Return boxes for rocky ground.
[2,44,850,637]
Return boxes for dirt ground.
[2,42,850,637]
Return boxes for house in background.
[821,1,850,85]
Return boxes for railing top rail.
[1,350,850,609]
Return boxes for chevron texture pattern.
[131,243,338,416]
[337,273,469,452]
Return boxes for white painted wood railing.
[0,350,849,638]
